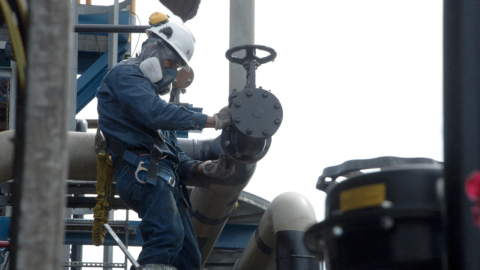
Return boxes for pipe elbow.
[179,136,257,192]
[234,192,318,270]
[266,192,318,232]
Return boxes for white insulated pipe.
[234,192,318,270]
[0,130,97,183]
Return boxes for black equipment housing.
[305,157,445,270]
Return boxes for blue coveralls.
[96,62,208,269]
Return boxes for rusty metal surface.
[172,68,194,89]
[159,0,201,22]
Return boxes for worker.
[96,12,235,269]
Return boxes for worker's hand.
[203,154,236,179]
[214,106,231,130]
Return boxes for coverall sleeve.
[108,65,208,131]
[171,133,198,179]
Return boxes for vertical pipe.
[8,62,16,130]
[69,0,78,130]
[108,0,119,69]
[124,210,129,270]
[443,0,480,269]
[12,2,71,270]
[229,0,254,94]
[66,1,80,268]
[103,210,114,270]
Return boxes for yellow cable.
[15,0,28,34]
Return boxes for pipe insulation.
[178,137,257,267]
[0,130,97,183]
[234,192,319,270]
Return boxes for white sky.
[76,0,443,267]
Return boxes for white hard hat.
[146,17,195,72]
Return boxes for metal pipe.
[11,1,72,270]
[178,137,257,267]
[0,131,97,183]
[108,0,119,69]
[443,0,480,269]
[69,0,79,131]
[74,24,149,33]
[233,192,318,270]
[0,241,10,249]
[229,0,254,94]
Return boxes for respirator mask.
[138,39,182,96]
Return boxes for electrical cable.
[14,0,28,34]
[94,35,102,58]
[130,10,142,56]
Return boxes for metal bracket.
[61,262,126,268]
[104,223,141,269]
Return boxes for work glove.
[214,106,231,130]
[203,154,236,179]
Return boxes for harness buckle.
[167,177,176,188]
[153,145,168,160]
[135,161,148,184]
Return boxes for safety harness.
[108,130,176,188]
[93,128,192,245]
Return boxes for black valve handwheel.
[226,44,277,65]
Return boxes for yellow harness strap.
[92,151,113,246]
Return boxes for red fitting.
[0,241,10,248]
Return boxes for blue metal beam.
[0,217,255,248]
[76,42,127,113]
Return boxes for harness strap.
[145,136,166,185]
[109,131,172,187]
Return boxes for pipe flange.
[221,127,272,164]
[230,88,283,140]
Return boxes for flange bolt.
[274,103,281,109]
[246,90,253,97]
[274,118,281,124]
[235,117,241,123]
[246,128,253,135]
[263,130,269,136]
[235,101,241,107]
[225,140,231,147]
[262,91,269,98]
